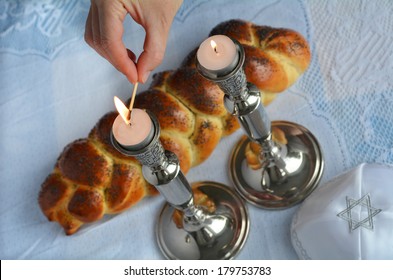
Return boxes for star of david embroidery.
[337,193,382,232]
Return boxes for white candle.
[197,35,239,76]
[112,108,153,148]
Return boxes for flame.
[210,39,218,53]
[114,96,131,125]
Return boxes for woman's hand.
[85,0,183,84]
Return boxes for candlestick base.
[156,181,249,260]
[229,121,324,209]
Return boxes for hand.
[85,0,183,84]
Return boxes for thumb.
[137,24,168,83]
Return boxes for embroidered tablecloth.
[1,0,392,259]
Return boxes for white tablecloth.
[1,0,392,259]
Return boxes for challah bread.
[39,19,311,235]
[39,70,238,235]
[182,19,311,105]
[39,113,159,235]
[135,68,240,171]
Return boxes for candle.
[197,35,239,77]
[112,97,154,150]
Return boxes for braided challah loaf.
[182,19,311,105]
[39,19,311,235]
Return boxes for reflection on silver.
[156,182,249,260]
[111,113,249,259]
[232,122,324,209]
[197,39,324,209]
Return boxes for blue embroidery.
[0,0,90,59]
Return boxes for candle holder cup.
[197,39,324,209]
[111,112,249,259]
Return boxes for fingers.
[84,0,183,84]
[126,0,182,83]
[84,0,138,84]
[136,24,167,83]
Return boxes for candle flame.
[210,40,218,53]
[114,96,131,125]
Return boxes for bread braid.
[182,19,311,105]
[39,19,310,235]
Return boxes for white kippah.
[291,163,393,259]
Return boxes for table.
[1,0,392,259]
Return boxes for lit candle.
[196,35,239,77]
[112,96,154,150]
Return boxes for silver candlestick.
[111,111,249,259]
[197,39,324,209]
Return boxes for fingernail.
[142,71,151,83]
[127,74,137,84]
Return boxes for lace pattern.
[0,0,89,58]
[294,0,393,169]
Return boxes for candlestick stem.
[111,112,249,259]
[197,39,324,209]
